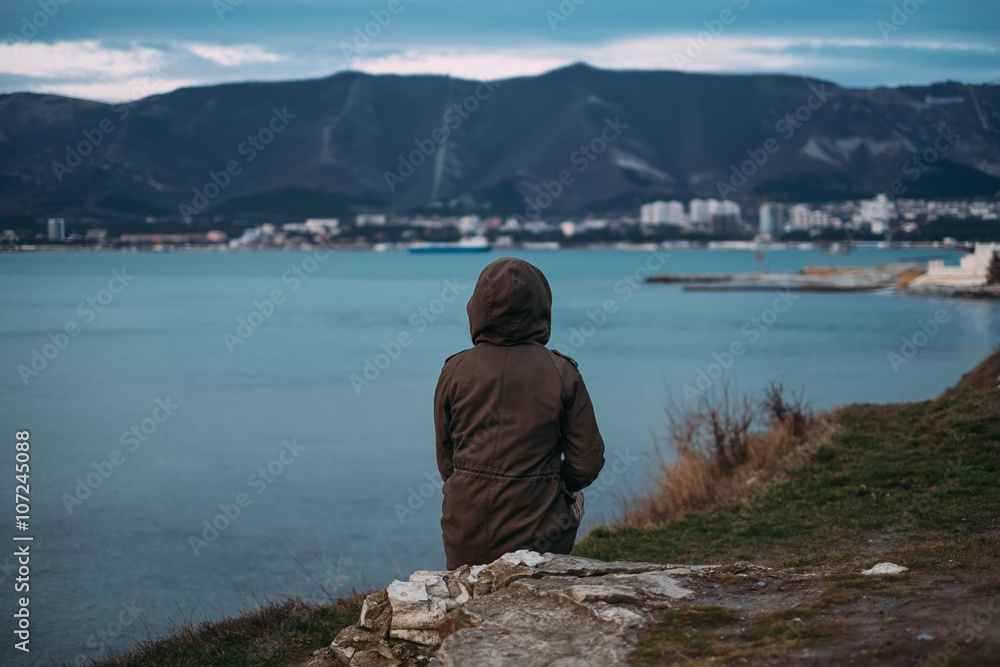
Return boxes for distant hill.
[1,64,999,223]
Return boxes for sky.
[1,0,998,103]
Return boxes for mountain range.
[1,63,998,225]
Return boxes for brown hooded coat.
[434,257,606,569]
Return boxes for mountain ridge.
[1,65,998,223]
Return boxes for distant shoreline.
[0,240,972,254]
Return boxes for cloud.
[0,33,995,102]
[0,40,165,79]
[30,76,202,104]
[181,43,286,67]
[345,34,998,80]
[0,40,289,102]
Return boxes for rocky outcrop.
[308,550,719,667]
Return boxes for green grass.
[575,389,1000,566]
[62,597,363,667]
[578,388,1000,665]
[970,578,1000,596]
[630,605,740,666]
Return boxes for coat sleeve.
[558,370,605,493]
[434,363,455,483]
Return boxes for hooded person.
[434,257,606,569]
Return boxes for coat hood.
[468,257,552,346]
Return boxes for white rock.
[861,562,909,576]
[390,627,442,645]
[454,582,471,606]
[566,584,640,604]
[499,549,547,567]
[410,570,449,583]
[589,603,648,629]
[388,579,446,630]
[608,571,695,599]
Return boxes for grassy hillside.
[577,388,1000,565]
[58,598,362,667]
[576,388,1000,665]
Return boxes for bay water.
[1,247,998,664]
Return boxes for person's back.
[434,257,605,569]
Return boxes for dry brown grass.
[618,382,821,528]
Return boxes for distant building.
[47,218,65,241]
[640,201,665,224]
[665,201,685,224]
[559,221,577,237]
[758,203,786,239]
[714,199,741,221]
[911,243,1000,287]
[355,214,386,226]
[640,200,685,226]
[860,194,892,235]
[458,215,481,235]
[689,199,710,224]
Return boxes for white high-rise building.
[860,194,892,235]
[458,215,481,234]
[758,203,786,239]
[715,200,741,220]
[788,204,811,229]
[47,218,65,241]
[664,200,685,224]
[689,199,710,224]
[641,201,687,225]
[640,201,670,224]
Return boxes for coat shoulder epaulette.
[551,349,579,368]
[443,349,470,366]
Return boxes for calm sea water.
[1,247,998,664]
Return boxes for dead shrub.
[618,382,815,528]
